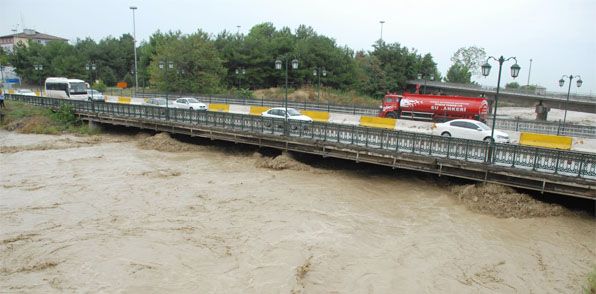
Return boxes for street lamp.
[275,57,298,133]
[313,67,326,104]
[33,64,43,94]
[379,21,385,41]
[558,74,582,135]
[158,60,174,120]
[86,62,97,100]
[417,73,435,94]
[235,67,246,90]
[130,6,139,96]
[481,55,520,162]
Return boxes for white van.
[45,77,88,100]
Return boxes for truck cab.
[379,94,402,119]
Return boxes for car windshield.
[19,89,33,93]
[187,98,199,103]
[69,82,87,94]
[477,122,490,130]
[287,109,301,116]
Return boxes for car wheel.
[189,107,193,110]
[483,137,494,143]
[264,122,272,128]
[441,132,451,137]
[386,112,397,119]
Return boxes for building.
[0,29,68,52]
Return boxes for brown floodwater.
[0,130,594,293]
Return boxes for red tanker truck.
[379,93,489,122]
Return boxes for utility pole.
[379,21,385,41]
[526,58,532,86]
[130,6,139,96]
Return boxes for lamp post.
[481,56,520,162]
[558,75,582,135]
[417,73,435,94]
[235,68,245,90]
[86,62,97,100]
[130,6,139,96]
[158,60,174,120]
[313,67,326,104]
[275,57,298,134]
[33,64,43,95]
[526,58,532,87]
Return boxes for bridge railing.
[7,94,596,179]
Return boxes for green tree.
[0,47,9,66]
[505,82,520,89]
[149,29,225,93]
[444,63,472,84]
[450,46,486,76]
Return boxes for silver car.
[87,89,104,102]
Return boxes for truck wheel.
[441,132,451,137]
[386,112,397,119]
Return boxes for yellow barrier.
[249,106,270,116]
[359,116,396,129]
[208,103,230,112]
[300,110,330,122]
[118,96,132,104]
[7,89,15,94]
[519,132,572,150]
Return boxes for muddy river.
[0,130,594,293]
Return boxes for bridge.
[7,94,596,200]
[407,80,596,114]
[125,92,596,139]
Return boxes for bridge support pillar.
[88,120,101,131]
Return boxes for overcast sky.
[3,0,595,95]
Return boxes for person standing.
[0,89,5,109]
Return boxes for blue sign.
[6,78,20,83]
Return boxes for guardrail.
[130,91,596,138]
[7,94,596,179]
[488,117,596,138]
[410,80,596,103]
[131,92,381,116]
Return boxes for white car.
[173,97,207,111]
[144,98,169,107]
[433,119,510,143]
[16,89,37,96]
[87,89,104,102]
[261,107,313,122]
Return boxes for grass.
[585,267,596,294]
[104,86,382,107]
[0,101,100,135]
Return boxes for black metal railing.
[8,94,596,179]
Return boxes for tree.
[444,63,472,84]
[505,82,520,89]
[149,29,225,93]
[0,47,9,66]
[450,46,486,76]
